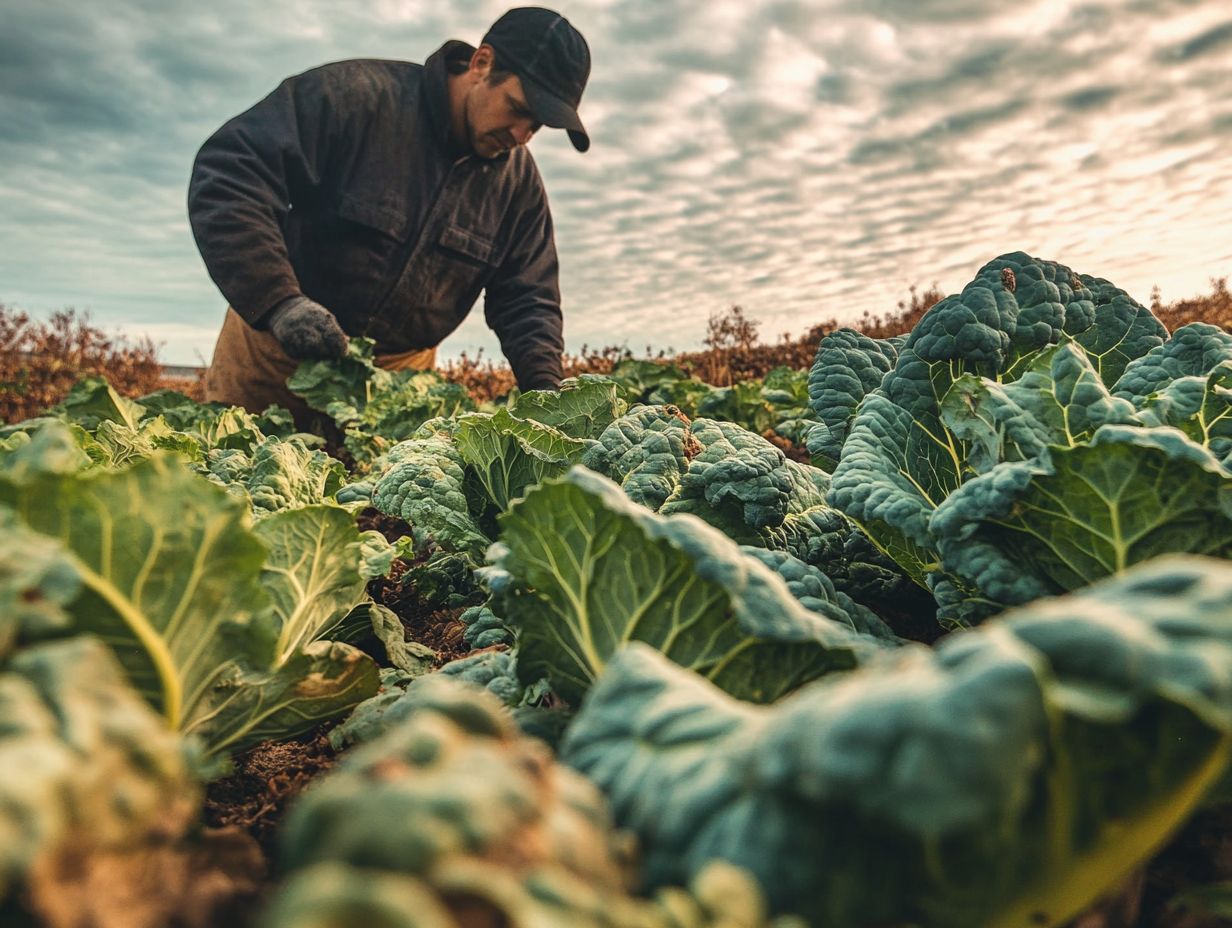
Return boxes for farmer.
[187,7,590,425]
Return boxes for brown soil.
[355,505,413,544]
[204,729,337,861]
[1140,804,1232,927]
[367,556,472,666]
[763,430,811,464]
[356,507,474,666]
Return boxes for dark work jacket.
[187,41,564,389]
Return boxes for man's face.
[463,60,543,159]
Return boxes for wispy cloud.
[2,0,1230,364]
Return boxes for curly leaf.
[806,329,902,470]
[491,467,875,705]
[1113,322,1232,406]
[931,425,1232,623]
[564,557,1232,928]
[452,407,590,510]
[372,438,489,557]
[508,374,629,439]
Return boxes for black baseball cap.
[482,7,591,152]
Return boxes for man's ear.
[469,44,495,80]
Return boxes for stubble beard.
[464,89,507,160]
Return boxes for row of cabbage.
[0,378,816,926]
[4,251,1232,927]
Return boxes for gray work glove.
[267,295,348,360]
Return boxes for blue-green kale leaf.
[563,556,1232,928]
[489,467,878,705]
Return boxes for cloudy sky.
[3,0,1231,366]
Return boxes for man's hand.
[267,295,348,360]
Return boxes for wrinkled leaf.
[492,467,875,705]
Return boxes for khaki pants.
[203,307,437,430]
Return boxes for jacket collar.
[424,39,476,158]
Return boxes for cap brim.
[521,76,590,152]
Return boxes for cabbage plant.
[563,556,1232,928]
[0,424,382,760]
[822,252,1232,624]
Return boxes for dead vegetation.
[0,306,204,423]
[4,277,1229,420]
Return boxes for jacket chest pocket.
[438,225,495,265]
[416,222,499,309]
[310,194,410,299]
[337,194,409,242]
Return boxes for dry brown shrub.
[443,275,1232,399]
[11,276,1230,417]
[658,286,944,387]
[440,342,671,403]
[440,285,941,395]
[0,306,180,424]
[160,373,206,403]
[1150,277,1232,332]
[852,284,947,340]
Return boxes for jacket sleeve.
[483,184,566,391]
[187,67,335,327]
